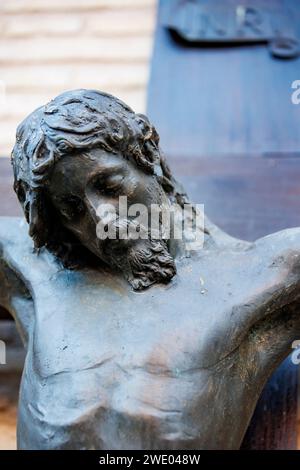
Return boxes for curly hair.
[11,89,187,267]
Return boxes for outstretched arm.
[0,217,36,346]
[234,227,300,384]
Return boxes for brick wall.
[0,0,156,156]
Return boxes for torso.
[1,218,300,449]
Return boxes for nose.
[84,191,102,225]
[85,190,119,227]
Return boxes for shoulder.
[0,216,31,250]
[255,227,300,263]
[0,217,31,268]
[0,216,35,267]
[253,228,300,297]
[0,217,36,342]
[0,216,25,237]
[0,216,62,286]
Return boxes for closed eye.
[58,195,85,220]
[93,174,125,196]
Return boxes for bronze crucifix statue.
[0,90,300,449]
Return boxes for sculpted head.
[12,90,189,290]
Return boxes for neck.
[168,211,246,261]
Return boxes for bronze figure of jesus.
[0,90,299,449]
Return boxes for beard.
[101,228,176,291]
[126,238,176,290]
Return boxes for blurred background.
[0,0,300,451]
[0,0,156,157]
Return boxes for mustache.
[100,216,163,244]
[96,216,176,291]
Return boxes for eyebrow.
[88,163,126,180]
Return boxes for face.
[47,149,176,289]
